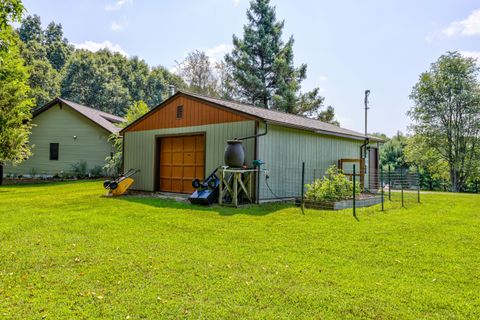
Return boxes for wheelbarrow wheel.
[207,179,217,189]
[192,179,201,189]
[103,180,112,189]
[109,181,119,190]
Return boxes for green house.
[4,98,124,177]
[121,90,383,201]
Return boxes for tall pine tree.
[225,0,337,124]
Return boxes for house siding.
[257,123,364,200]
[5,103,113,176]
[124,121,256,191]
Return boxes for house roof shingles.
[34,98,124,134]
[181,90,382,142]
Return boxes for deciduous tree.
[175,50,219,96]
[145,66,185,107]
[60,49,131,115]
[103,101,149,176]
[18,14,43,43]
[17,15,71,105]
[61,49,186,115]
[409,52,480,192]
[20,40,60,106]
[44,21,73,71]
[0,0,24,55]
[0,0,24,30]
[404,134,449,190]
[379,132,408,170]
[0,28,34,184]
[123,100,149,125]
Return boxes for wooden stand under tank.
[218,167,256,207]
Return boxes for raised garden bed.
[296,193,382,210]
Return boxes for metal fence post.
[401,167,404,208]
[381,166,384,211]
[301,162,305,214]
[388,165,391,201]
[353,164,356,218]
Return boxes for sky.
[20,0,480,137]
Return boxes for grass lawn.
[0,181,479,319]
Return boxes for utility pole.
[364,90,370,137]
[360,90,371,160]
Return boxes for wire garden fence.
[263,162,421,217]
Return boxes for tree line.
[17,14,185,115]
[376,52,480,192]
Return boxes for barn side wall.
[257,123,365,200]
[4,103,113,177]
[124,121,256,191]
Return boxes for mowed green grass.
[0,181,479,319]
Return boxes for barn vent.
[176,105,183,119]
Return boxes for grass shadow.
[115,195,293,217]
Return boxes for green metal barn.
[121,90,382,201]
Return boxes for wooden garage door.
[159,135,205,193]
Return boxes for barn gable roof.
[34,98,124,134]
[122,90,383,142]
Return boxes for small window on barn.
[176,105,183,119]
[49,143,59,160]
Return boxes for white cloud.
[111,21,123,31]
[233,0,241,6]
[459,50,480,61]
[443,9,480,37]
[105,0,132,11]
[319,75,327,81]
[205,43,232,62]
[111,20,129,32]
[73,41,128,56]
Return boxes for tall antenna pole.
[364,90,370,137]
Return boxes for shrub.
[89,165,104,178]
[70,161,88,179]
[305,166,360,202]
[103,152,121,177]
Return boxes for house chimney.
[169,85,176,97]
